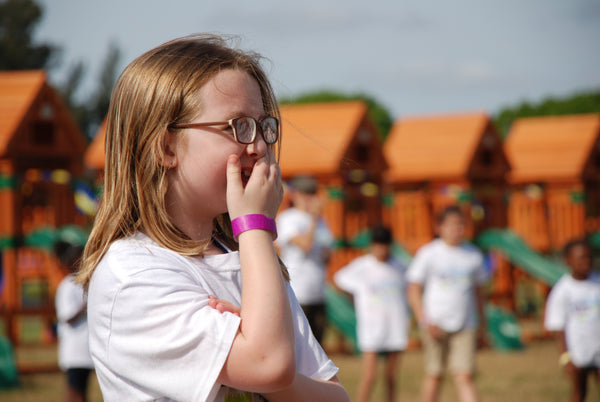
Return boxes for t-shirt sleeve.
[105,264,241,401]
[55,278,85,323]
[276,212,304,246]
[406,246,430,284]
[287,284,339,381]
[333,260,361,294]
[544,278,568,332]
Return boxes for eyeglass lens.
[234,117,278,144]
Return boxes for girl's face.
[165,68,269,238]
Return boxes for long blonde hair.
[78,34,287,288]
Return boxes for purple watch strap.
[231,214,277,240]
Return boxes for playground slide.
[325,286,359,353]
[475,229,568,286]
[589,231,600,250]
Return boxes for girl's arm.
[218,152,295,393]
[263,374,349,402]
[209,298,349,401]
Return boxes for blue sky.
[35,0,600,119]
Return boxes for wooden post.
[0,160,18,344]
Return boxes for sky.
[35,0,600,120]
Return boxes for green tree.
[0,0,57,70]
[60,41,121,139]
[279,90,394,141]
[494,89,600,138]
[0,0,121,139]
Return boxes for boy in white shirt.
[334,225,409,402]
[407,206,487,402]
[544,238,600,402]
[276,175,334,344]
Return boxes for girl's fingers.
[226,154,243,216]
[208,296,241,316]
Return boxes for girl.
[77,34,349,402]
[545,239,600,402]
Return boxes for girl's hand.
[208,295,241,317]
[226,148,282,220]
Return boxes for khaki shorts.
[421,328,477,376]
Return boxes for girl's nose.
[245,133,267,158]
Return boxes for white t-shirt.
[87,232,338,402]
[544,272,600,368]
[276,207,334,305]
[334,254,410,352]
[407,239,487,333]
[55,274,94,371]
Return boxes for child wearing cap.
[276,175,334,344]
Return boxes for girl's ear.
[159,130,178,168]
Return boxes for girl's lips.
[241,167,252,187]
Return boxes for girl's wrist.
[232,214,277,241]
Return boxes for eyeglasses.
[170,116,279,145]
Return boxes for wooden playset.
[278,101,388,275]
[0,70,87,345]
[505,113,600,252]
[382,112,510,253]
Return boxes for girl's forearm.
[238,229,295,368]
[263,374,350,402]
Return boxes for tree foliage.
[0,0,56,70]
[494,89,600,138]
[0,0,121,140]
[279,90,394,141]
[59,42,121,139]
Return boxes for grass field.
[2,335,599,402]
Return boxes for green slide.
[588,231,600,250]
[475,229,568,286]
[325,286,359,353]
[0,335,19,389]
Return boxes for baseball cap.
[291,175,318,194]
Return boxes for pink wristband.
[231,214,277,241]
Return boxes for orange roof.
[505,114,600,183]
[384,112,492,182]
[85,119,106,169]
[85,101,373,176]
[279,101,369,177]
[0,70,46,155]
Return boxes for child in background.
[544,239,600,402]
[54,240,94,402]
[334,225,409,402]
[407,205,487,402]
[276,175,334,344]
[77,34,348,402]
